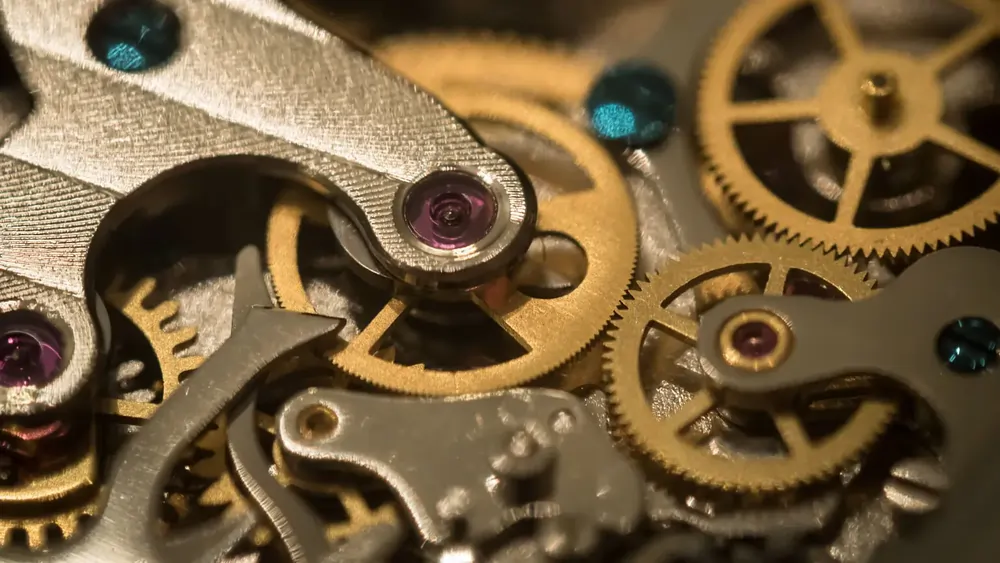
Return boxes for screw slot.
[297,404,338,441]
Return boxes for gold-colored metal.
[605,237,896,492]
[100,277,206,422]
[377,35,605,107]
[718,309,793,372]
[268,91,638,395]
[699,0,1000,257]
[378,35,745,236]
[0,277,199,549]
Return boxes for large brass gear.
[268,89,638,395]
[699,0,1000,257]
[0,277,203,549]
[377,34,745,233]
[605,237,896,492]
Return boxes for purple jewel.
[730,321,778,359]
[403,170,497,250]
[0,317,63,388]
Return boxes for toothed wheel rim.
[605,237,896,492]
[268,91,637,395]
[698,0,1000,257]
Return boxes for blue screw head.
[585,61,677,148]
[936,317,1000,374]
[87,0,181,73]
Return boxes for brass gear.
[100,277,206,422]
[377,34,604,107]
[268,90,638,395]
[605,237,896,492]
[377,34,744,234]
[0,277,203,549]
[699,0,1000,257]
[0,439,98,549]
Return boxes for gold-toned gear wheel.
[378,35,744,234]
[100,277,206,422]
[699,0,1000,257]
[605,237,896,492]
[268,90,638,395]
[0,277,204,549]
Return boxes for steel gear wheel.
[605,237,896,492]
[699,0,1000,257]
[268,90,638,395]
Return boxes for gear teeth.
[267,85,640,395]
[164,325,197,349]
[0,503,96,550]
[697,0,1000,257]
[603,238,896,492]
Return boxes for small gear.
[0,277,204,549]
[100,277,205,422]
[605,237,896,492]
[268,89,638,395]
[699,0,1000,257]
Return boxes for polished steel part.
[277,388,644,552]
[225,261,335,563]
[695,247,1000,562]
[0,275,97,415]
[268,91,637,395]
[0,247,344,563]
[605,237,894,492]
[699,246,1000,484]
[646,486,840,537]
[0,0,530,290]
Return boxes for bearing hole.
[297,404,338,441]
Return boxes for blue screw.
[585,61,677,148]
[87,0,181,73]
[936,317,1000,374]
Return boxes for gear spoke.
[726,99,820,124]
[929,123,1000,173]
[764,265,790,296]
[479,294,562,351]
[663,389,717,435]
[347,298,410,354]
[772,411,813,456]
[605,238,896,491]
[812,0,863,56]
[926,20,998,74]
[651,308,700,345]
[536,191,597,235]
[833,153,875,225]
